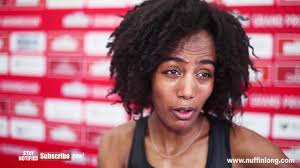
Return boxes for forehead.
[171,30,216,61]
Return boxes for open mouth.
[171,107,196,120]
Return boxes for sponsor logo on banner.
[92,14,122,28]
[12,97,42,117]
[0,96,10,115]
[0,16,41,28]
[234,112,271,137]
[47,124,81,144]
[10,118,45,142]
[252,14,283,28]
[47,31,83,55]
[46,0,84,9]
[284,14,300,28]
[275,34,300,60]
[85,59,111,79]
[84,31,111,56]
[84,101,127,126]
[50,34,80,52]
[0,80,41,94]
[248,33,273,59]
[272,114,300,140]
[277,0,300,5]
[61,81,88,98]
[275,63,300,86]
[0,117,8,137]
[9,31,46,53]
[87,0,127,8]
[90,85,118,100]
[44,98,83,124]
[0,53,8,74]
[58,5,141,29]
[247,93,300,111]
[10,55,46,76]
[56,81,117,100]
[248,13,300,29]
[282,95,300,110]
[48,57,82,77]
[249,64,272,86]
[15,0,41,7]
[14,100,38,116]
[63,12,90,28]
[222,0,274,6]
[249,93,281,109]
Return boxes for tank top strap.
[128,117,153,168]
[205,117,232,168]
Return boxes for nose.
[177,73,196,100]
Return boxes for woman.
[98,0,299,168]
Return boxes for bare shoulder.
[102,120,136,144]
[230,124,278,156]
[97,120,136,168]
[230,124,299,168]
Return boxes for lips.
[171,107,196,120]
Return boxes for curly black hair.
[107,0,256,122]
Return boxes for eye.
[195,71,212,79]
[162,69,181,77]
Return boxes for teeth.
[178,109,189,113]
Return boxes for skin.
[98,31,299,168]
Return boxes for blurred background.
[0,0,299,167]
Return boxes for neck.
[147,113,208,156]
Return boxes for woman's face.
[151,30,216,131]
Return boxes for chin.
[168,115,200,133]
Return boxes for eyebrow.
[162,56,216,67]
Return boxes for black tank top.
[128,116,232,168]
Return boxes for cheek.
[151,76,175,107]
[197,81,214,100]
[152,79,171,100]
